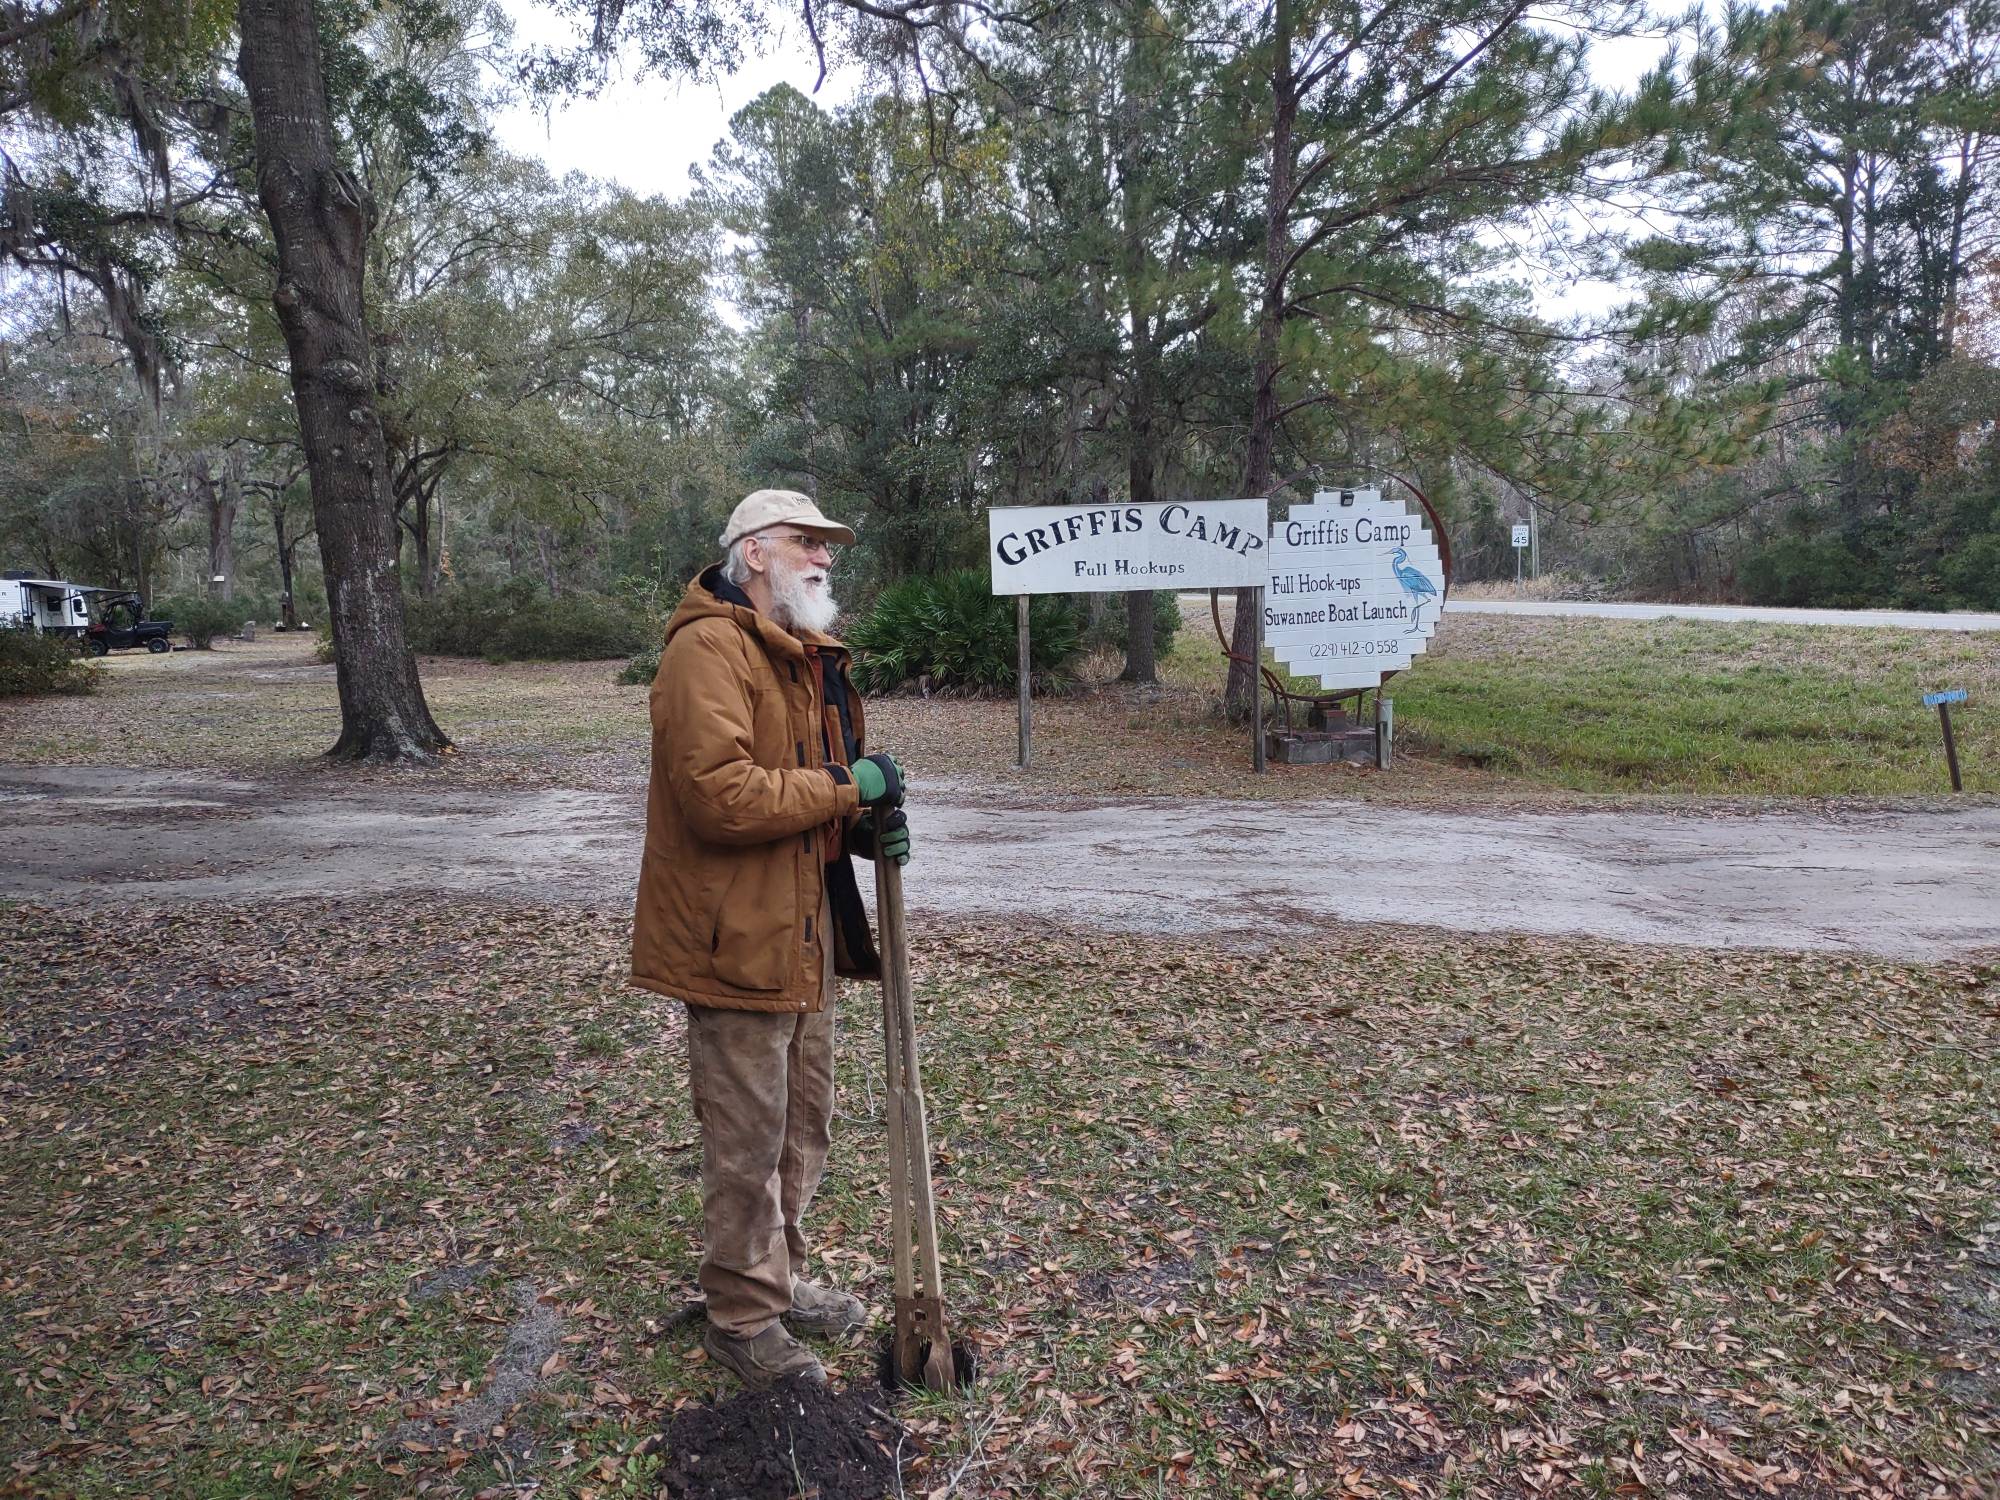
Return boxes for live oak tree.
[354,0,513,594]
[235,0,450,759]
[252,465,315,628]
[2,1,256,613]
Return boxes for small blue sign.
[1923,689,1968,707]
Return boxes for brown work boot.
[785,1278,868,1337]
[702,1322,827,1390]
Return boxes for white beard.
[770,558,840,635]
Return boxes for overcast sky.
[489,4,1682,320]
[490,6,865,201]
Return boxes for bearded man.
[632,489,910,1389]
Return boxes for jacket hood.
[665,564,845,660]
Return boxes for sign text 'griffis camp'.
[987,499,1270,596]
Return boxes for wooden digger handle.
[875,832,957,1388]
[876,850,915,1304]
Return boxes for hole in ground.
[876,1332,981,1393]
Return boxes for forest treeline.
[2,0,1995,755]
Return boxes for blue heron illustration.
[1389,547,1438,633]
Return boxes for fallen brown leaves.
[2,899,1995,1498]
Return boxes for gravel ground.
[4,764,1996,958]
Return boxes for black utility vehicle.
[84,593,173,655]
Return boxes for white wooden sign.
[1265,489,1445,691]
[988,499,1269,595]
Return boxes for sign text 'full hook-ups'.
[987,499,1270,595]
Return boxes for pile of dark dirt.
[657,1378,910,1500]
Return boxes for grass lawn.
[1374,614,1999,797]
[3,899,1994,1497]
[4,609,1993,803]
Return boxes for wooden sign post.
[1250,586,1266,773]
[1925,688,1967,792]
[1017,595,1031,768]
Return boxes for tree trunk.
[128,475,153,609]
[1940,129,1975,359]
[204,450,241,601]
[1120,358,1160,684]
[536,526,561,596]
[190,451,220,596]
[272,501,302,630]
[1121,589,1158,684]
[278,547,300,630]
[236,0,448,762]
[416,518,433,595]
[433,483,448,589]
[1118,41,1158,688]
[1225,0,1294,718]
[404,481,435,597]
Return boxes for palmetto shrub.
[848,570,1082,694]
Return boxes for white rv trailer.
[0,573,95,637]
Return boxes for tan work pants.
[685,894,837,1336]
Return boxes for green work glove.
[875,808,911,866]
[850,752,906,808]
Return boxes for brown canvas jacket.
[632,565,880,1012]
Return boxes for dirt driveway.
[4,766,1996,958]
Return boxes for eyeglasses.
[759,532,840,562]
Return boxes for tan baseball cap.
[718,489,857,550]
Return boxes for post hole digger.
[872,794,963,1393]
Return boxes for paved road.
[4,767,1996,959]
[1443,598,2000,631]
